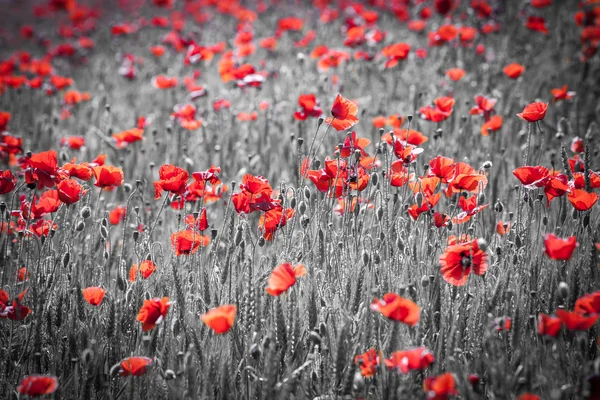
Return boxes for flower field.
[1,0,600,399]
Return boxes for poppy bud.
[583,214,589,228]
[494,199,503,213]
[415,192,423,208]
[211,229,217,239]
[515,235,522,248]
[304,186,311,200]
[301,215,310,228]
[446,220,453,231]
[478,192,486,206]
[81,348,94,365]
[396,237,405,252]
[63,251,70,268]
[407,115,413,122]
[318,322,327,337]
[362,250,370,265]
[258,237,265,247]
[371,172,378,186]
[376,206,384,221]
[317,116,324,127]
[0,202,5,213]
[558,282,569,299]
[353,372,365,392]
[421,275,430,287]
[297,137,304,146]
[379,128,385,137]
[250,343,261,359]
[80,206,91,219]
[468,374,480,388]
[290,197,296,209]
[124,183,132,192]
[234,228,243,246]
[373,252,381,264]
[477,238,488,252]
[298,201,307,215]
[100,225,108,239]
[76,221,85,232]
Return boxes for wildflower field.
[1,0,600,398]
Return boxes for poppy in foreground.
[543,234,577,260]
[201,304,237,334]
[93,165,124,189]
[119,356,153,377]
[385,347,435,373]
[556,309,599,331]
[266,263,306,296]
[154,164,189,200]
[326,94,359,131]
[18,375,58,397]
[439,239,488,286]
[423,372,457,399]
[82,287,106,306]
[370,293,420,326]
[136,297,171,332]
[354,348,381,378]
[517,102,548,122]
[537,313,562,337]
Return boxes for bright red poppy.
[93,165,124,189]
[513,166,549,187]
[439,239,488,286]
[517,102,548,122]
[326,94,359,131]
[152,75,178,89]
[385,347,435,373]
[543,234,577,260]
[574,291,600,315]
[129,260,157,282]
[57,178,87,204]
[480,115,503,136]
[171,229,209,256]
[423,372,458,399]
[154,164,189,199]
[568,189,598,211]
[17,375,58,397]
[201,304,237,334]
[446,68,466,81]
[119,356,153,376]
[503,63,525,78]
[82,287,105,306]
[266,263,307,296]
[370,293,420,326]
[354,348,381,378]
[0,170,17,194]
[556,309,599,331]
[551,85,575,102]
[136,297,171,331]
[112,128,143,148]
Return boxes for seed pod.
[558,282,569,299]
[250,343,261,359]
[299,201,307,215]
[304,186,311,200]
[421,275,430,288]
[494,199,504,213]
[478,192,486,206]
[63,252,71,268]
[100,225,108,239]
[477,238,488,252]
[376,207,384,221]
[234,228,243,246]
[290,197,296,209]
[308,331,322,345]
[76,221,85,232]
[362,250,370,265]
[371,172,379,186]
[133,231,139,241]
[301,215,310,228]
[258,237,265,247]
[542,215,548,226]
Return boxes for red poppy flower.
[30,190,61,219]
[0,111,10,130]
[259,207,294,240]
[428,156,456,183]
[119,356,153,376]
[0,298,31,320]
[26,150,60,188]
[152,75,178,89]
[518,394,541,400]
[171,230,209,256]
[325,94,359,131]
[150,45,166,57]
[480,115,503,136]
[543,234,577,260]
[575,291,600,315]
[526,16,548,34]
[503,63,525,78]
[16,267,29,282]
[81,287,105,306]
[109,205,127,225]
[266,263,306,296]
[185,208,209,231]
[496,221,511,236]
[537,313,562,337]
[513,166,549,187]
[294,94,323,120]
[381,42,411,68]
[517,102,548,122]
[154,164,189,199]
[423,372,458,399]
[112,128,143,148]
[446,68,466,81]
[385,347,435,373]
[93,165,124,189]
[419,105,450,122]
[568,189,598,211]
[17,375,58,397]
[57,178,87,204]
[556,309,599,331]
[136,297,171,331]
[551,85,575,102]
[493,316,512,331]
[129,260,157,282]
[439,239,488,286]
[354,348,381,378]
[201,304,237,334]
[60,136,85,150]
[0,169,17,194]
[370,293,420,326]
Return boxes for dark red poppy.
[17,375,58,397]
[513,166,549,187]
[0,169,17,194]
[537,313,562,337]
[57,178,86,204]
[575,291,600,315]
